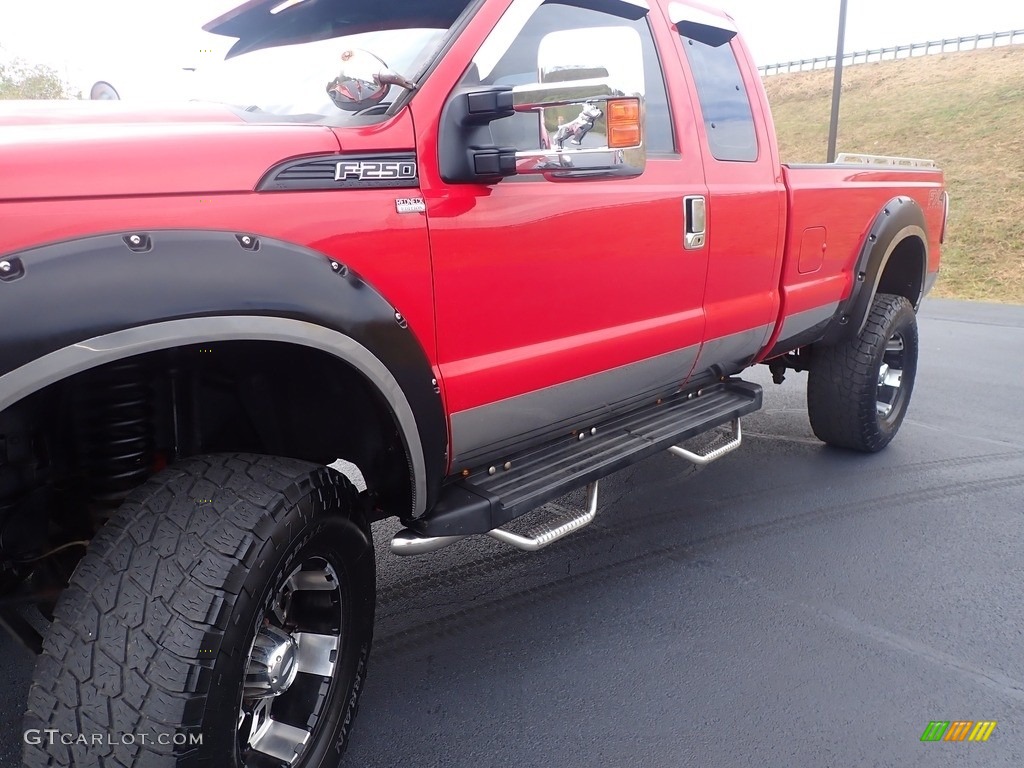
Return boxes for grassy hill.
[763,45,1024,303]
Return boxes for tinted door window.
[681,37,757,162]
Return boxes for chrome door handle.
[684,195,706,250]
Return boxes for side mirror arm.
[438,86,519,184]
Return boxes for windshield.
[193,0,477,121]
[192,29,447,120]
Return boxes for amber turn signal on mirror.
[606,98,642,149]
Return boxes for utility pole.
[826,0,849,162]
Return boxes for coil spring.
[75,361,155,502]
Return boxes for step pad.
[487,481,600,552]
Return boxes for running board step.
[393,482,600,556]
[668,417,742,465]
[391,380,761,555]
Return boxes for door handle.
[684,196,706,250]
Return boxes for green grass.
[763,45,1024,304]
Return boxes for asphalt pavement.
[3,298,1023,767]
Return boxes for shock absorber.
[74,361,155,503]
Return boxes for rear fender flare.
[820,196,928,345]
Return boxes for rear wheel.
[807,293,919,452]
[24,453,375,768]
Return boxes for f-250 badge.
[335,159,417,182]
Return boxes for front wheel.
[807,293,919,452]
[24,454,375,768]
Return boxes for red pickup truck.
[1,0,946,765]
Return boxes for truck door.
[661,6,787,381]
[415,0,710,470]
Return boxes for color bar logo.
[920,721,997,742]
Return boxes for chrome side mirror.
[510,26,647,179]
[510,90,645,178]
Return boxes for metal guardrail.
[759,29,1024,76]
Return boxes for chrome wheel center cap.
[244,625,300,698]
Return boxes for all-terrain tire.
[23,453,375,768]
[807,293,919,452]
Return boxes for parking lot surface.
[3,299,1022,767]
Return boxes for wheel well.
[877,236,926,309]
[1,341,413,559]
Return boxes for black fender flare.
[0,230,446,517]
[820,196,929,345]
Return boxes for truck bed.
[761,160,945,360]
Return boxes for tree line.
[0,51,75,99]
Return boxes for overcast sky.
[0,0,1020,94]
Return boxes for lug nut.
[503,462,512,470]
[129,235,142,245]
[241,236,252,245]
[488,466,496,475]
[0,261,11,273]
